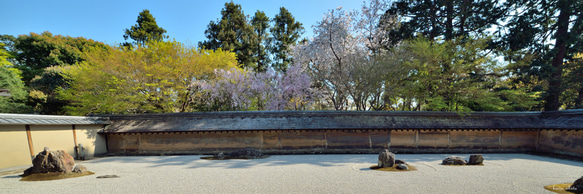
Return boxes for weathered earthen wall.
[538,130,583,157]
[501,131,537,150]
[0,124,107,169]
[29,125,76,158]
[0,125,32,169]
[105,129,546,155]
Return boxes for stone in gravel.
[378,149,395,168]
[396,164,409,170]
[468,154,484,165]
[442,156,467,165]
[395,159,407,165]
[216,152,225,160]
[72,165,87,173]
[23,147,77,176]
[227,148,263,159]
[567,176,583,193]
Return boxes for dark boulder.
[567,176,583,193]
[23,147,77,176]
[442,156,467,165]
[468,154,484,165]
[378,149,395,168]
[395,159,407,165]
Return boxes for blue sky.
[1,0,364,46]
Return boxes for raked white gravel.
[1,154,582,194]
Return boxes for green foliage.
[250,11,271,72]
[7,32,106,114]
[499,0,583,111]
[0,43,32,113]
[269,7,304,72]
[199,4,303,72]
[123,9,168,45]
[385,0,506,42]
[199,2,256,69]
[12,32,105,84]
[28,66,70,114]
[58,41,240,115]
[390,37,538,112]
[561,53,583,109]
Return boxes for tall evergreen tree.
[270,7,304,72]
[251,11,271,72]
[199,2,256,69]
[123,9,168,45]
[500,0,583,111]
[385,0,507,43]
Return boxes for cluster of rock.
[23,147,87,177]
[442,154,484,165]
[216,148,264,160]
[378,149,409,170]
[568,176,583,193]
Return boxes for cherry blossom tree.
[192,63,317,111]
[292,0,399,110]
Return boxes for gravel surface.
[1,154,582,193]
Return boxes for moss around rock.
[544,183,578,194]
[370,164,417,172]
[20,171,94,181]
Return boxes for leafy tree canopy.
[11,32,106,84]
[58,40,240,115]
[0,43,32,113]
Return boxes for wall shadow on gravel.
[80,153,583,170]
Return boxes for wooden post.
[72,124,79,159]
[415,129,419,149]
[72,125,78,148]
[498,129,502,150]
[25,125,34,160]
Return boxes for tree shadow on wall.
[81,127,107,157]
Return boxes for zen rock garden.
[20,147,94,181]
[15,146,583,193]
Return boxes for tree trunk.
[544,0,571,111]
[445,0,454,40]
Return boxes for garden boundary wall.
[101,110,583,157]
[2,110,581,169]
[0,114,109,169]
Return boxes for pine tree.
[123,9,168,45]
[385,0,507,42]
[199,2,256,69]
[270,7,304,72]
[251,11,271,72]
